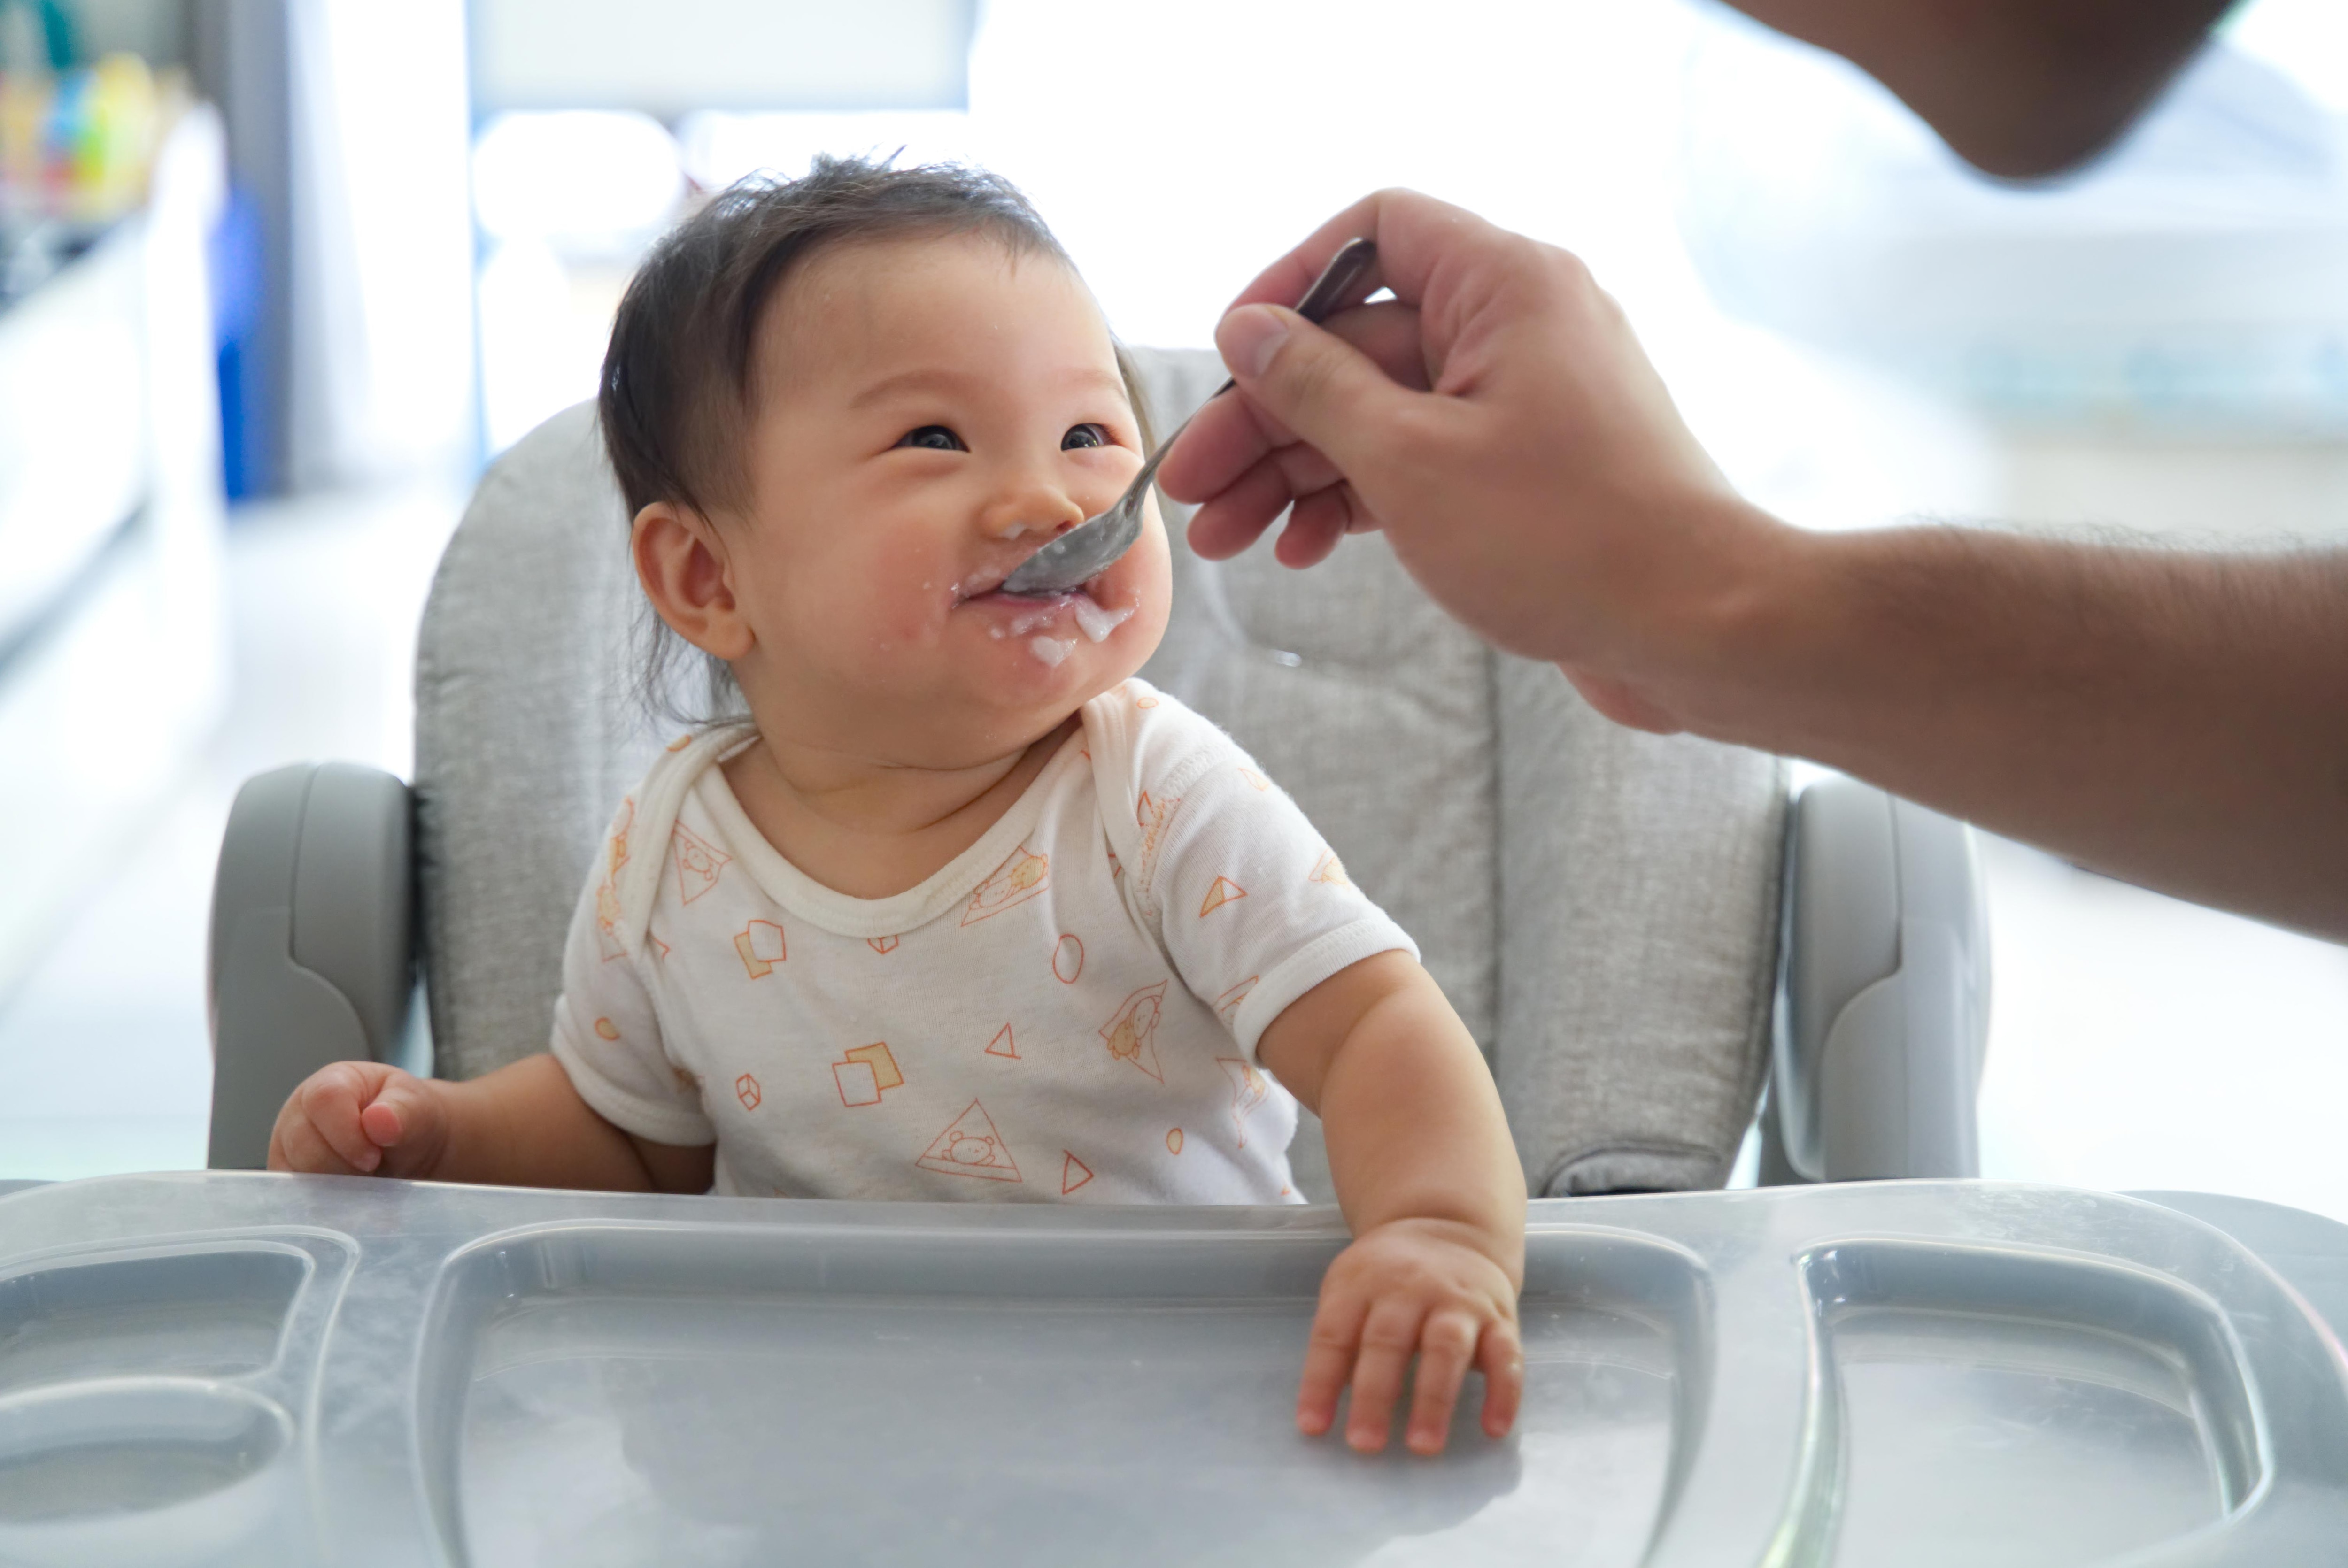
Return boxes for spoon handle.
[1133,238,1380,518]
[996,239,1379,599]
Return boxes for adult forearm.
[1661,515,2348,937]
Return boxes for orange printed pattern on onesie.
[1309,850,1351,888]
[595,882,626,961]
[868,935,900,954]
[734,919,785,978]
[1052,934,1084,984]
[1060,1151,1094,1194]
[1137,792,1181,872]
[1217,1057,1273,1148]
[665,734,692,753]
[916,1100,1021,1182]
[672,823,730,904]
[735,1073,762,1110]
[1238,767,1269,792]
[1212,976,1258,1023]
[593,798,636,961]
[963,845,1050,926]
[1199,876,1247,917]
[593,1017,621,1041]
[833,1041,903,1107]
[986,1023,1019,1060]
[1166,1128,1184,1154]
[1100,982,1168,1083]
[608,799,635,875]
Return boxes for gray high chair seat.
[206,349,1987,1193]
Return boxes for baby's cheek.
[820,575,940,658]
[1104,528,1173,667]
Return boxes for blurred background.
[3,0,2346,1217]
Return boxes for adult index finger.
[1158,300,1429,512]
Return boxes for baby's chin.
[926,592,1157,728]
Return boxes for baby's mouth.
[952,572,1135,660]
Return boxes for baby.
[269,157,1526,1456]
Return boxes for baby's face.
[723,232,1170,765]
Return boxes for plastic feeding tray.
[0,1175,2342,1567]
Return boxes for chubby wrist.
[1361,1212,1527,1290]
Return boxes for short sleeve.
[547,802,717,1147]
[1133,738,1418,1061]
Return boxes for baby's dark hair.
[597,154,1151,726]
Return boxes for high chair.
[204,350,1989,1195]
[4,355,2337,1565]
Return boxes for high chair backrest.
[415,352,1786,1199]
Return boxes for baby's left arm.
[1257,950,1527,1457]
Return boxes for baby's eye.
[897,425,965,452]
[1061,423,1110,451]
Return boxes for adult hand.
[1165,192,2348,940]
[1158,189,1779,734]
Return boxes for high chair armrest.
[207,762,420,1169]
[1768,777,1989,1182]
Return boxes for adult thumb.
[1216,303,1413,480]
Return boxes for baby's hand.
[1299,1217,1524,1456]
[266,1061,450,1178]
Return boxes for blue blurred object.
[208,183,269,500]
[0,0,74,70]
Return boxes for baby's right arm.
[266,1053,715,1194]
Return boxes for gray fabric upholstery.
[416,355,1786,1197]
[415,406,665,1081]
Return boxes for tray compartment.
[415,1221,1710,1567]
[0,1244,309,1396]
[1792,1239,2262,1568]
[0,1377,303,1567]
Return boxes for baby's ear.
[633,500,753,660]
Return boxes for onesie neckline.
[689,717,1095,940]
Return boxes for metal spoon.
[998,237,1380,598]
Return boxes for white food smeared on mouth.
[1069,596,1133,644]
[1029,635,1075,667]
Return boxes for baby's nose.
[986,488,1086,541]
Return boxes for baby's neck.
[720,715,1080,901]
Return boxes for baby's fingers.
[1477,1317,1527,1440]
[270,1101,371,1176]
[1296,1288,1369,1438]
[289,1064,385,1172]
[1344,1297,1429,1453]
[1404,1308,1483,1455]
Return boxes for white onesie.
[550,678,1417,1203]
